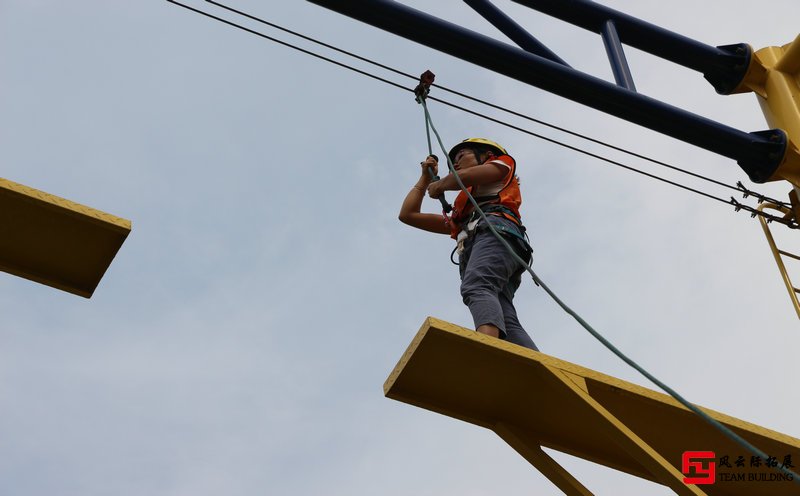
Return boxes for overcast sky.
[1,1,798,495]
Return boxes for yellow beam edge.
[0,177,131,298]
[384,317,800,495]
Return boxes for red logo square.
[682,451,716,484]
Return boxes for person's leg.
[499,291,538,350]
[460,230,519,339]
[476,323,500,338]
[498,238,538,350]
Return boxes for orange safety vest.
[449,154,523,239]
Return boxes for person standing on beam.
[399,138,537,350]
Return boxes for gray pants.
[458,219,538,351]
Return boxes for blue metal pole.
[306,0,784,182]
[463,0,570,67]
[601,20,636,91]
[511,0,749,94]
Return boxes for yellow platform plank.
[385,317,800,495]
[0,178,131,298]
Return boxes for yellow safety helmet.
[448,138,508,164]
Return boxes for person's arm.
[427,161,506,198]
[398,156,451,235]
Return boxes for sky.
[1,1,798,495]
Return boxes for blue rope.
[418,96,800,484]
[423,99,433,157]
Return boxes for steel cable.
[204,0,790,209]
[167,0,795,228]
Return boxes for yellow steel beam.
[0,177,131,298]
[385,317,800,495]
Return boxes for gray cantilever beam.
[307,0,785,183]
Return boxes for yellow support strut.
[756,202,800,319]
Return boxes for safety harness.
[414,70,532,264]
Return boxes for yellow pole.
[756,202,800,319]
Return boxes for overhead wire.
[166,0,414,94]
[174,0,797,227]
[424,96,795,226]
[166,0,800,229]
[167,0,795,229]
[204,0,791,210]
[170,0,796,228]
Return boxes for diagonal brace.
[495,422,595,495]
[464,0,569,66]
[541,365,708,496]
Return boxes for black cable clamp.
[737,180,791,208]
[737,181,751,200]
